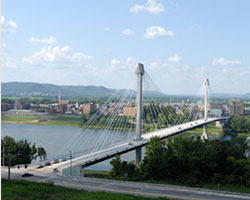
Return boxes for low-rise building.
[244,107,250,115]
[122,106,136,117]
[1,103,13,111]
[229,99,244,116]
[83,103,97,115]
[209,109,223,118]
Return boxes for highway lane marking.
[54,181,211,200]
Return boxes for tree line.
[231,116,250,133]
[110,136,250,188]
[81,103,197,131]
[1,136,47,166]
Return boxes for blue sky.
[2,0,250,94]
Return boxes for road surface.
[1,167,249,200]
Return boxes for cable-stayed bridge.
[34,63,228,176]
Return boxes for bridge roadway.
[32,117,226,174]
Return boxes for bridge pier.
[135,63,144,165]
[201,78,209,140]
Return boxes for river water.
[1,123,144,171]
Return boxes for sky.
[1,0,250,95]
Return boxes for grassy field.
[2,115,82,127]
[184,123,223,137]
[1,179,172,200]
[238,132,250,137]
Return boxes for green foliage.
[80,114,88,127]
[110,137,250,188]
[140,137,168,180]
[2,97,56,105]
[231,116,250,133]
[110,155,136,178]
[81,102,197,131]
[2,115,82,127]
[81,114,135,130]
[37,147,47,161]
[1,136,46,166]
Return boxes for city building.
[57,88,69,113]
[229,99,244,116]
[209,109,223,118]
[122,106,136,117]
[14,101,22,110]
[244,107,250,115]
[1,103,13,111]
[83,103,97,115]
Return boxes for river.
[1,123,144,171]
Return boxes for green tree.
[37,147,47,161]
[1,136,45,166]
[140,137,168,180]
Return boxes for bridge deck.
[44,117,227,174]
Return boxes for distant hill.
[1,82,166,98]
[211,93,250,99]
[2,82,114,98]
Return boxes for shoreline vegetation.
[1,114,224,136]
[1,115,82,127]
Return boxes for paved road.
[2,167,249,200]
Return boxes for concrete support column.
[135,63,144,165]
[202,78,209,140]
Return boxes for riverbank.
[1,179,173,200]
[1,115,223,136]
[1,115,82,127]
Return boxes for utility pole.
[8,156,12,180]
[201,78,209,140]
[2,144,5,166]
[135,63,144,165]
[69,150,72,176]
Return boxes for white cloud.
[1,16,18,33]
[111,57,138,71]
[168,54,181,63]
[143,26,174,39]
[130,0,164,14]
[111,59,121,68]
[29,36,56,44]
[212,58,241,66]
[105,27,111,31]
[126,57,132,65]
[149,62,161,70]
[23,46,92,68]
[122,29,134,36]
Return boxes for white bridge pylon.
[37,63,227,176]
[201,78,209,140]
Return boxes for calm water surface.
[1,123,144,171]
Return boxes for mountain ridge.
[1,82,165,98]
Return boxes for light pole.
[69,150,72,176]
[8,156,12,180]
[2,143,5,166]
